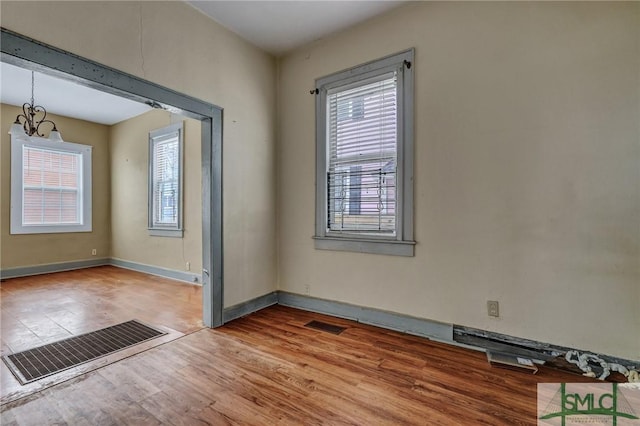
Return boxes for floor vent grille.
[3,319,166,384]
[305,320,346,335]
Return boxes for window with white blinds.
[148,122,183,237]
[327,74,397,234]
[314,49,415,256]
[23,146,82,225]
[10,136,92,234]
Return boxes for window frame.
[314,49,415,256]
[148,122,184,238]
[10,133,93,234]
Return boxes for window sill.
[149,228,183,238]
[10,224,92,235]
[313,236,415,257]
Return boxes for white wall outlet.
[186,261,191,271]
[91,249,97,256]
[304,284,311,295]
[487,300,500,317]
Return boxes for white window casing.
[10,132,92,234]
[148,122,184,238]
[314,49,415,256]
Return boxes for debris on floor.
[486,351,539,374]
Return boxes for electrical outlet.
[91,249,97,256]
[487,300,499,317]
[304,284,311,295]
[186,262,191,271]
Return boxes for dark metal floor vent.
[3,319,166,384]
[305,320,346,335]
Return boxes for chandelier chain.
[31,71,35,106]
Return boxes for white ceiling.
[1,1,404,125]
[188,1,405,56]
[1,62,151,126]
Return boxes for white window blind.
[151,134,180,227]
[327,73,397,234]
[11,134,92,235]
[148,122,183,237]
[314,49,414,256]
[22,146,82,225]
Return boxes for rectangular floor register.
[305,320,347,335]
[3,319,167,384]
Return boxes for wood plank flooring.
[1,266,203,355]
[1,266,203,403]
[1,267,595,425]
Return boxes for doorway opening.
[0,28,223,328]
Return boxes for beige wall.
[1,104,111,268]
[1,1,278,307]
[110,110,202,275]
[2,1,637,360]
[277,2,640,360]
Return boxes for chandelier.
[11,71,62,142]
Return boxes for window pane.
[152,136,179,227]
[22,146,81,226]
[327,74,397,234]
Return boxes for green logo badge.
[539,383,639,425]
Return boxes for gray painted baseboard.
[277,291,454,342]
[1,258,201,285]
[0,258,110,279]
[109,258,202,285]
[222,291,459,347]
[223,291,278,323]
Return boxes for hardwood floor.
[1,266,203,355]
[1,266,203,404]
[1,267,593,425]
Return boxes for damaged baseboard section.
[454,325,639,369]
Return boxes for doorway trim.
[0,28,223,327]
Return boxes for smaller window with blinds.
[10,136,92,234]
[148,122,184,237]
[314,49,415,256]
